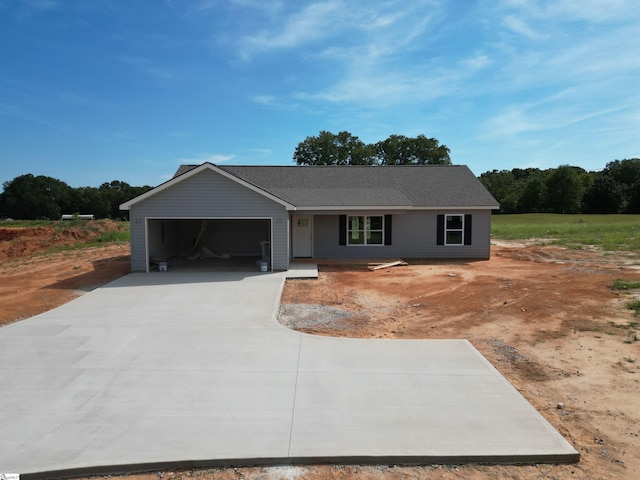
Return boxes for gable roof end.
[119,162,295,211]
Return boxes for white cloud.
[236,0,441,59]
[296,66,456,106]
[239,0,345,54]
[481,90,638,141]
[242,1,448,105]
[495,0,638,23]
[502,14,544,40]
[251,95,277,105]
[250,94,299,109]
[248,148,272,155]
[119,56,183,81]
[460,51,492,71]
[176,153,237,164]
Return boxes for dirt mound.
[0,219,126,260]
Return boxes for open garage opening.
[146,218,272,272]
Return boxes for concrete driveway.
[0,271,578,477]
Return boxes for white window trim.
[445,214,465,246]
[347,215,384,246]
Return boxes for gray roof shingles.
[173,164,499,208]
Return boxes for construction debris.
[187,246,230,260]
[368,260,408,271]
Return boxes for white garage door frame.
[144,216,273,273]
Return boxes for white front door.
[292,215,313,257]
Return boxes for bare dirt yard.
[0,221,130,326]
[1,225,639,480]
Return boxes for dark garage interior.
[146,218,271,271]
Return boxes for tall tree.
[73,186,111,218]
[545,165,584,214]
[293,131,374,166]
[293,131,450,166]
[99,180,152,218]
[602,158,640,212]
[479,170,520,213]
[582,175,621,213]
[518,176,546,213]
[375,134,451,165]
[0,174,73,219]
[625,179,640,214]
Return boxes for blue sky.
[1,0,639,188]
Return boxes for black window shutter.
[437,214,444,245]
[464,214,473,245]
[339,215,347,245]
[384,215,392,245]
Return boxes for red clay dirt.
[0,221,130,326]
[1,226,639,480]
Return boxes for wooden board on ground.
[368,260,408,271]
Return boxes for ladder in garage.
[190,220,209,256]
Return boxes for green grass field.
[491,214,640,251]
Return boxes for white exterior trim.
[295,205,498,211]
[346,214,385,246]
[444,213,465,246]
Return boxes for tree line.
[0,174,152,220]
[294,131,451,165]
[480,159,640,214]
[2,135,638,220]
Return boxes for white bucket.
[259,261,268,272]
[158,262,168,272]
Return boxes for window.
[339,215,392,246]
[347,215,384,245]
[437,214,472,246]
[445,214,464,245]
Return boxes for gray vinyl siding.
[312,210,492,260]
[128,169,289,271]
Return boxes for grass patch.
[626,300,640,315]
[1,219,57,228]
[95,229,129,243]
[492,214,640,251]
[611,279,640,290]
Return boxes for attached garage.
[121,164,293,272]
[145,218,271,271]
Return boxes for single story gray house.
[120,163,499,272]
